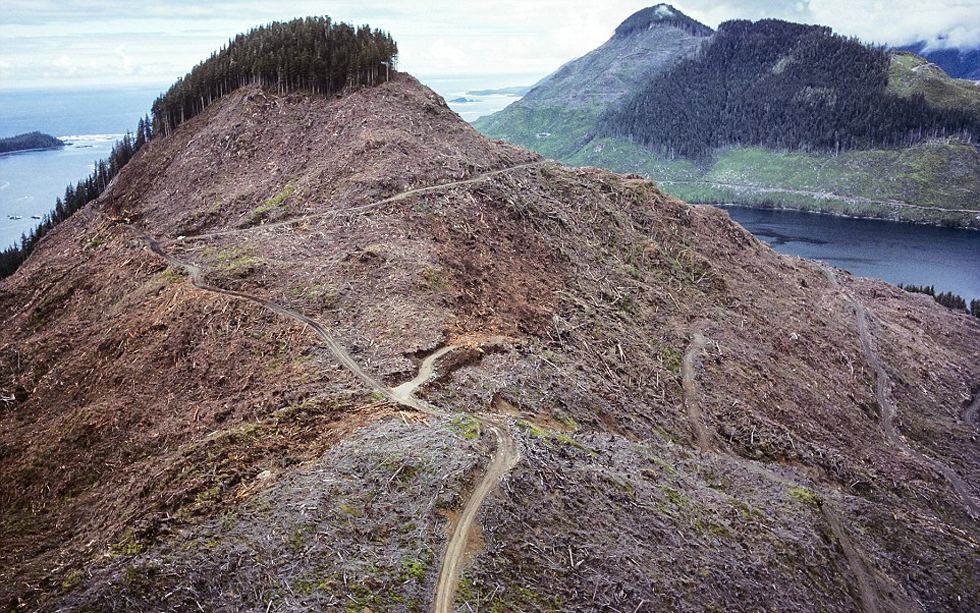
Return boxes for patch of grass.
[61,570,81,590]
[293,566,340,595]
[517,419,596,455]
[656,343,683,374]
[787,487,823,507]
[246,181,297,225]
[648,454,679,476]
[339,503,364,518]
[160,266,183,283]
[556,413,580,431]
[110,528,145,557]
[456,572,562,612]
[208,246,260,280]
[419,266,452,291]
[399,548,434,583]
[447,414,482,440]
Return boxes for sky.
[1,0,979,90]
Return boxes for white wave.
[58,133,126,141]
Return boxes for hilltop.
[476,8,980,227]
[2,17,980,613]
[898,42,980,81]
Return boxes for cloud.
[1,1,978,89]
[677,0,980,49]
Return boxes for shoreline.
[696,201,980,232]
[0,144,65,157]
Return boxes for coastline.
[694,200,980,232]
[0,144,66,157]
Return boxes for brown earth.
[1,74,978,612]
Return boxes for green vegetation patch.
[787,487,823,507]
[517,419,595,455]
[246,181,297,225]
[447,414,482,440]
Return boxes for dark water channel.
[717,205,980,302]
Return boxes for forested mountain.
[0,16,398,280]
[600,20,980,159]
[474,4,711,159]
[0,132,64,154]
[898,41,980,80]
[475,6,980,227]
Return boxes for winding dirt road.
[129,226,520,611]
[964,391,980,430]
[820,264,980,518]
[678,321,911,613]
[382,338,519,613]
[182,161,548,242]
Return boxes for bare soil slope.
[2,74,978,612]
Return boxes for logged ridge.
[2,53,979,613]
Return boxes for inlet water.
[718,205,980,303]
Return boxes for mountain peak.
[614,4,714,38]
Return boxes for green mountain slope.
[475,7,980,228]
[474,4,712,159]
[888,50,980,118]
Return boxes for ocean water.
[0,86,161,249]
[421,73,537,122]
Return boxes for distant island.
[450,97,476,103]
[466,85,531,96]
[0,131,65,155]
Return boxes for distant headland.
[0,131,65,155]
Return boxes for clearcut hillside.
[2,26,980,613]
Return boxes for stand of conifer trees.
[600,19,980,159]
[0,16,398,280]
[151,17,397,137]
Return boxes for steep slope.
[2,73,979,613]
[474,4,711,159]
[476,8,980,227]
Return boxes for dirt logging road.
[820,264,980,519]
[129,224,520,611]
[181,161,549,243]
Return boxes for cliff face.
[1,74,978,612]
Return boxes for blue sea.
[0,86,162,248]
